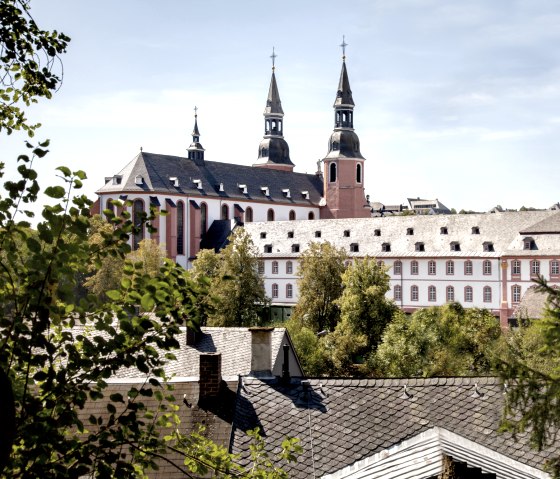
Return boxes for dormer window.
[382,242,391,252]
[238,184,248,194]
[282,188,291,198]
[193,179,202,189]
[440,227,448,235]
[291,244,300,253]
[374,229,381,236]
[264,244,272,253]
[415,242,425,252]
[407,228,414,235]
[112,175,123,185]
[450,242,460,252]
[169,176,179,187]
[261,186,270,196]
[315,231,321,238]
[301,191,310,200]
[134,175,143,185]
[287,231,294,239]
[260,232,267,239]
[350,243,359,253]
[523,237,535,250]
[472,226,480,234]
[483,242,494,252]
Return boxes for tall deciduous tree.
[373,303,502,377]
[292,241,346,332]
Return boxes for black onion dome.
[325,130,364,159]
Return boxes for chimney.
[249,327,274,376]
[281,343,291,386]
[186,328,199,346]
[199,352,222,401]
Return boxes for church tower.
[187,107,205,165]
[253,48,295,172]
[321,39,370,219]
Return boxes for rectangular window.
[350,243,359,252]
[483,287,492,303]
[551,260,560,276]
[465,287,473,302]
[483,260,492,275]
[411,286,419,301]
[512,260,521,276]
[428,286,436,302]
[428,261,436,275]
[411,261,419,275]
[446,261,454,275]
[258,261,265,275]
[464,261,473,275]
[531,260,540,276]
[286,261,293,274]
[272,261,278,274]
[394,285,402,301]
[393,261,402,275]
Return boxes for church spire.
[253,48,294,171]
[187,106,205,163]
[335,36,355,109]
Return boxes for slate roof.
[230,377,559,478]
[520,213,560,235]
[245,211,560,258]
[514,284,559,320]
[112,327,302,379]
[97,152,323,205]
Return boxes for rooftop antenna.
[270,46,277,71]
[340,35,348,61]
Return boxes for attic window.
[440,227,448,235]
[134,175,143,185]
[374,229,381,237]
[282,188,291,198]
[169,176,179,187]
[261,186,270,196]
[343,230,351,237]
[382,242,391,252]
[472,226,480,235]
[350,243,359,253]
[315,231,321,238]
[483,242,494,252]
[287,231,294,239]
[291,244,300,253]
[260,232,267,239]
[450,242,461,252]
[238,184,248,194]
[218,182,224,192]
[523,237,535,250]
[264,244,272,253]
[301,191,310,200]
[192,179,202,189]
[407,228,414,235]
[112,175,122,185]
[415,242,425,252]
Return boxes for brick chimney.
[199,352,222,401]
[249,327,274,376]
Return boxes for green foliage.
[192,229,268,327]
[373,303,502,377]
[0,0,70,135]
[285,316,331,376]
[292,241,346,332]
[495,278,560,477]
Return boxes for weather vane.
[340,35,348,60]
[194,105,198,118]
[270,47,277,71]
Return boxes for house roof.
[97,152,323,205]
[112,326,303,379]
[230,376,558,478]
[514,284,558,320]
[244,211,560,259]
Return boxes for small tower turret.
[187,106,205,165]
[253,48,295,172]
[321,37,370,219]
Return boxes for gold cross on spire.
[340,35,348,61]
[270,47,277,71]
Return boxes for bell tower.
[253,48,295,172]
[187,106,205,165]
[321,38,370,219]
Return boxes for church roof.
[265,71,284,115]
[230,376,557,478]
[97,152,323,205]
[334,61,355,108]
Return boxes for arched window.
[286,261,293,274]
[393,260,402,275]
[531,260,540,276]
[512,285,521,303]
[356,163,362,183]
[133,199,145,250]
[428,285,437,302]
[308,212,315,220]
[411,285,419,301]
[200,202,208,235]
[177,201,184,255]
[411,261,419,275]
[105,197,114,218]
[446,260,454,275]
[272,283,279,298]
[245,207,253,223]
[446,286,455,302]
[483,260,492,275]
[483,286,492,303]
[464,260,473,275]
[394,284,402,301]
[221,204,229,220]
[267,209,274,222]
[464,286,473,302]
[289,210,296,221]
[286,284,293,298]
[428,261,436,275]
[329,162,337,183]
[272,261,279,274]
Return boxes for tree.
[292,241,346,332]
[1,0,70,135]
[373,303,502,377]
[193,228,268,327]
[495,278,560,477]
[336,257,398,351]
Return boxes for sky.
[3,0,560,216]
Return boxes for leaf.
[44,185,66,199]
[141,293,155,311]
[56,166,71,176]
[121,277,131,289]
[105,290,122,301]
